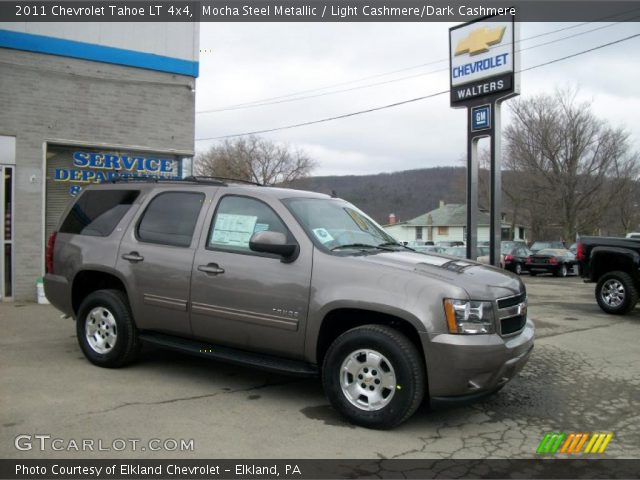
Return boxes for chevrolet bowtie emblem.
[455,26,507,56]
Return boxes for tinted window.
[137,192,204,247]
[60,189,139,237]
[208,196,290,253]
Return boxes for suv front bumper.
[421,318,534,398]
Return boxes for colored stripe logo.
[537,432,613,455]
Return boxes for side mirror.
[249,231,298,262]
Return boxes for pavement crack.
[80,380,300,416]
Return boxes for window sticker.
[211,213,258,248]
[313,228,334,243]
[254,223,270,233]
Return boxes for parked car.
[45,179,534,429]
[447,246,489,263]
[626,232,640,239]
[502,244,533,275]
[476,242,530,272]
[529,240,565,253]
[444,246,466,258]
[568,243,577,254]
[437,240,465,247]
[577,236,640,315]
[416,245,447,254]
[406,240,435,249]
[525,248,576,277]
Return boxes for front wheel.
[555,264,568,277]
[322,325,425,429]
[76,289,141,368]
[596,271,639,315]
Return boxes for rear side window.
[137,192,205,247]
[60,190,139,237]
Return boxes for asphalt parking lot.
[1,274,639,459]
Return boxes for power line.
[196,8,640,114]
[197,18,639,114]
[195,33,640,142]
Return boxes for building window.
[438,226,449,235]
[415,227,422,240]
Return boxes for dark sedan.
[525,248,577,277]
[530,240,565,253]
[503,244,533,275]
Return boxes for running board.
[139,332,318,377]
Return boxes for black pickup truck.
[577,236,640,315]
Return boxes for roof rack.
[108,174,262,187]
[109,175,187,184]
[183,176,263,186]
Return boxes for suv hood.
[355,251,523,300]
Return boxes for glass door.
[0,166,14,300]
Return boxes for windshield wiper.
[378,241,414,251]
[331,243,394,252]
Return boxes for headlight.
[443,299,495,334]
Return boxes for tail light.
[46,231,57,274]
[576,242,584,261]
[549,257,558,265]
[504,255,513,262]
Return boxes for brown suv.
[45,178,534,429]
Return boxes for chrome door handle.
[198,263,225,275]
[122,252,144,263]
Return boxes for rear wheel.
[76,289,140,368]
[322,325,425,429]
[529,271,537,277]
[514,263,523,275]
[596,271,639,315]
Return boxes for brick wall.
[0,48,196,300]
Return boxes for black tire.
[595,271,639,315]
[514,263,523,275]
[529,271,537,277]
[555,264,568,277]
[322,325,425,429]
[76,289,140,368]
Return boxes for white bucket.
[36,278,49,304]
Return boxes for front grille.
[501,315,527,335]
[497,291,528,336]
[497,292,526,309]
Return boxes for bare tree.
[504,88,638,242]
[194,135,316,185]
[609,154,640,234]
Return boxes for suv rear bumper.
[421,319,534,398]
[44,273,73,316]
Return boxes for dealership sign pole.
[449,15,520,266]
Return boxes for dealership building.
[0,23,199,301]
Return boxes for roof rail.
[109,175,186,184]
[184,175,263,186]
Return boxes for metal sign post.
[449,15,520,266]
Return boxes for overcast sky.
[195,21,640,177]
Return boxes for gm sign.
[449,16,519,106]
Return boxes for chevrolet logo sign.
[455,26,506,56]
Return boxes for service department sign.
[449,15,519,106]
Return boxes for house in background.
[384,201,527,244]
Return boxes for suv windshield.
[284,197,398,252]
